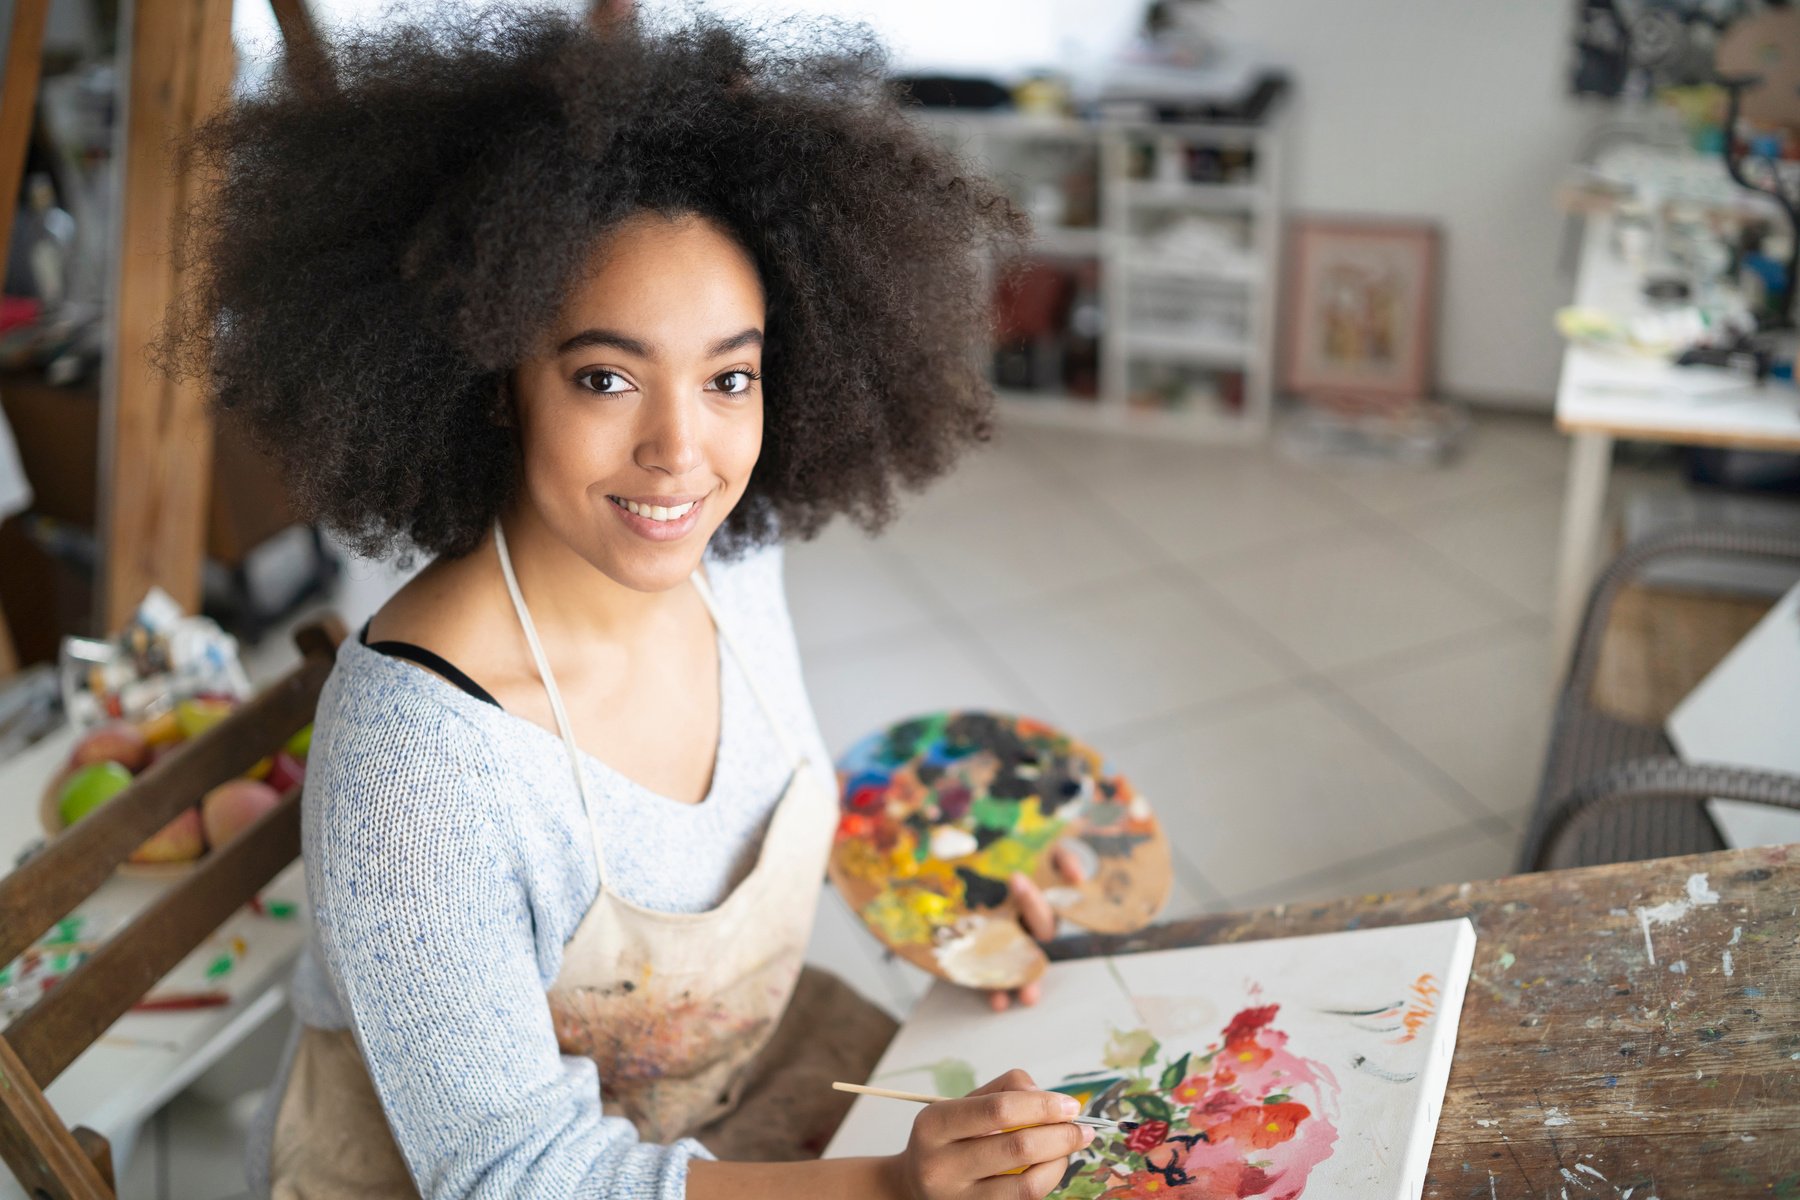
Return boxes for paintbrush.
[831,1082,1120,1130]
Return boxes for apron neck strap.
[491,518,809,887]
[493,517,596,829]
[687,567,802,766]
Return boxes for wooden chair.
[0,614,342,1198]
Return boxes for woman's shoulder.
[311,637,513,808]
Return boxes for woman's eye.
[712,370,755,395]
[578,370,631,394]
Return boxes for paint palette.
[830,711,1171,991]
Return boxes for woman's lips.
[606,493,704,541]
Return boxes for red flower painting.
[1053,1005,1340,1200]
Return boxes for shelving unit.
[910,104,1287,442]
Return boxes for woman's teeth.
[609,496,697,522]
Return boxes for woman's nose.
[634,392,703,477]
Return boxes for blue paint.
[1602,1075,1618,1087]
[1743,986,1766,998]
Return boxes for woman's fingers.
[988,989,1012,1013]
[1009,872,1058,942]
[1017,979,1043,1007]
[967,1069,1037,1097]
[963,1120,1092,1180]
[1052,840,1087,884]
[926,1083,1074,1143]
[975,1155,1077,1199]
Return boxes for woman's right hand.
[885,1069,1094,1199]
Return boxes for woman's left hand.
[987,841,1087,1012]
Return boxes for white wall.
[663,0,1599,405]
[1201,0,1598,405]
[235,0,1601,405]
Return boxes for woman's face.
[509,211,766,593]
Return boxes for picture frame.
[1280,217,1439,404]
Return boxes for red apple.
[201,778,283,850]
[265,750,306,795]
[70,723,150,774]
[128,807,205,864]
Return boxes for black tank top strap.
[357,619,503,710]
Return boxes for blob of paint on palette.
[829,711,1171,991]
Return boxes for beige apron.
[267,521,895,1196]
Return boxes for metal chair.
[1520,526,1800,871]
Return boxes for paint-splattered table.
[1047,843,1798,1199]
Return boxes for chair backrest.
[0,615,343,1198]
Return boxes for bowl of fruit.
[38,696,312,878]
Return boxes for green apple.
[58,762,134,826]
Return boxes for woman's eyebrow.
[553,327,764,358]
[556,328,652,357]
[706,328,763,356]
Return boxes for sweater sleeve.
[305,700,711,1199]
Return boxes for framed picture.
[1281,218,1439,404]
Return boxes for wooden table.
[1550,209,1800,674]
[1049,843,1798,1198]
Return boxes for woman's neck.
[489,501,695,647]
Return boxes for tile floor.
[122,408,1656,1198]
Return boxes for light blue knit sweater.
[246,541,837,1199]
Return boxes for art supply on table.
[830,711,1171,991]
[828,919,1476,1200]
[829,1082,1120,1131]
[131,991,231,1012]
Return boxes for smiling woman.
[142,9,1089,1200]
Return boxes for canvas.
[827,919,1477,1200]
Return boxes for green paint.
[265,901,297,919]
[970,794,1020,831]
[1496,951,1516,972]
[205,954,236,980]
[1263,1092,1291,1105]
[1122,1092,1174,1122]
[1159,1053,1191,1091]
[930,1059,977,1099]
[45,916,84,945]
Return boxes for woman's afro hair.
[154,5,1026,564]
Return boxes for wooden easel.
[0,0,49,679]
[0,0,327,682]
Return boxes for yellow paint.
[837,839,887,883]
[1266,1122,1280,1133]
[1013,799,1052,836]
[974,839,1034,878]
[1238,1051,1254,1061]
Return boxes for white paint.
[927,825,978,861]
[1543,1106,1572,1127]
[1729,925,1742,946]
[930,916,1042,989]
[1668,960,1687,975]
[1723,950,1734,978]
[1634,873,1721,966]
[1474,1118,1498,1128]
[1574,1162,1607,1180]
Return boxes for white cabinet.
[910,107,1288,441]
